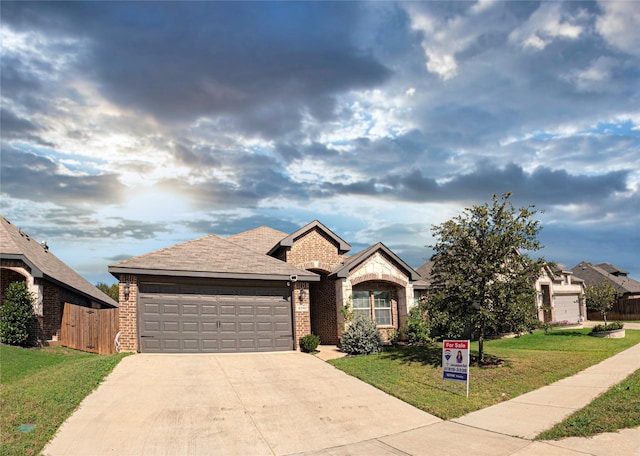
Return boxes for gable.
[330,243,420,282]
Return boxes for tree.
[0,281,36,345]
[584,279,618,326]
[96,282,119,302]
[428,193,545,363]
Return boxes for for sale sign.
[442,340,470,397]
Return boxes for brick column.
[294,283,311,349]
[118,275,139,352]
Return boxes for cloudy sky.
[1,1,638,285]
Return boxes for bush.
[340,314,382,355]
[0,281,36,345]
[591,321,624,333]
[406,297,433,344]
[299,334,320,353]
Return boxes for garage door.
[138,284,293,353]
[555,294,580,323]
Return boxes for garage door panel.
[163,321,179,332]
[139,286,292,353]
[201,321,218,332]
[555,295,580,323]
[182,304,199,315]
[201,304,218,314]
[163,304,179,315]
[182,321,199,333]
[238,305,254,315]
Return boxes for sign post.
[442,340,470,398]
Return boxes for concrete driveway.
[43,352,442,455]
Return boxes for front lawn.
[329,329,640,420]
[537,368,640,440]
[0,345,129,456]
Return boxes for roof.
[0,216,117,307]
[329,242,421,281]
[571,261,640,295]
[109,233,319,282]
[414,260,435,288]
[596,262,629,276]
[226,226,287,254]
[268,220,351,255]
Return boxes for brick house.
[0,216,118,343]
[109,220,422,353]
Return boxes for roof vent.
[41,241,49,251]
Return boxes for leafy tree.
[584,279,618,326]
[96,282,119,302]
[428,193,545,363]
[0,281,36,345]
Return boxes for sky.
[1,1,639,285]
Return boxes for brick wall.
[41,281,91,341]
[310,272,338,344]
[294,283,311,348]
[289,228,345,269]
[117,275,139,352]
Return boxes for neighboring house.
[571,262,640,298]
[0,216,118,343]
[109,220,421,353]
[415,259,586,325]
[571,262,640,318]
[535,264,586,324]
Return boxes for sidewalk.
[314,333,640,455]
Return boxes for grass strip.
[537,368,640,440]
[0,345,129,456]
[329,329,640,420]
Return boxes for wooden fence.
[60,302,119,354]
[587,296,640,321]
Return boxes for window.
[373,291,391,325]
[351,290,392,326]
[352,291,371,319]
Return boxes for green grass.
[537,368,640,440]
[0,345,129,456]
[329,329,640,420]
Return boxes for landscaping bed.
[0,345,129,456]
[329,329,640,420]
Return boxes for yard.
[329,328,640,421]
[0,345,128,456]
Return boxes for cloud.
[596,1,640,56]
[0,145,124,205]
[2,2,391,136]
[509,2,585,50]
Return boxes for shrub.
[406,297,433,344]
[0,281,36,345]
[299,334,320,353]
[591,321,624,333]
[340,314,382,355]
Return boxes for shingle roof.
[226,226,287,254]
[571,261,640,295]
[329,242,421,281]
[109,233,319,281]
[0,216,117,307]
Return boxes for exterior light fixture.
[124,281,130,299]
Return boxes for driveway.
[43,352,441,455]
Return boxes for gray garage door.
[138,284,293,353]
[555,294,581,323]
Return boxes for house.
[571,262,640,297]
[416,259,586,325]
[571,261,640,319]
[535,264,586,324]
[109,220,422,353]
[0,216,118,343]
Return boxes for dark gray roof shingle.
[226,226,287,254]
[571,261,640,294]
[109,232,318,281]
[0,216,117,307]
